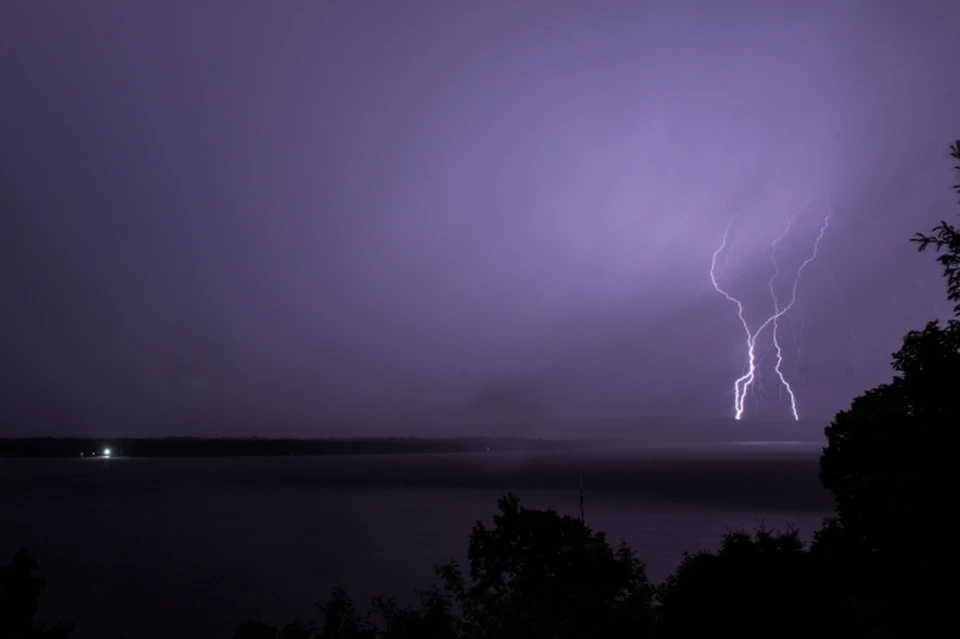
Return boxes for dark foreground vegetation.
[5,142,960,638]
[0,436,589,458]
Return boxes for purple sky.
[2,1,959,437]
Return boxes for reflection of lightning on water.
[709,208,831,421]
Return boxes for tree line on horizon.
[0,436,583,459]
[4,141,960,638]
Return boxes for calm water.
[1,443,831,638]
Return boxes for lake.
[0,443,831,638]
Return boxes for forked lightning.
[709,210,831,420]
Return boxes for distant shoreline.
[0,436,593,458]
[0,431,824,458]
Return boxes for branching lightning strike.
[709,211,831,420]
[767,217,794,416]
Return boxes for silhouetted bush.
[437,493,655,639]
[0,548,73,639]
[657,527,855,638]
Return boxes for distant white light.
[103,448,111,457]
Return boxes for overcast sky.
[2,0,958,436]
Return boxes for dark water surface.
[1,443,831,638]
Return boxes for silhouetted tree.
[278,621,321,639]
[658,527,853,638]
[368,588,460,639]
[233,616,330,639]
[815,141,960,636]
[234,619,283,639]
[432,493,655,639]
[316,585,374,639]
[239,494,654,639]
[0,548,73,639]
[233,584,373,639]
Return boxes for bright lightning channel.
[709,222,753,420]
[709,212,831,420]
[768,218,798,420]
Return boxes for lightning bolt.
[754,217,798,407]
[710,209,831,420]
[709,221,755,420]
[766,217,795,411]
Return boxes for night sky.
[2,1,958,437]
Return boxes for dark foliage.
[0,549,73,639]
[233,619,280,639]
[233,494,654,639]
[658,527,854,638]
[815,140,960,636]
[912,141,960,315]
[439,493,656,639]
